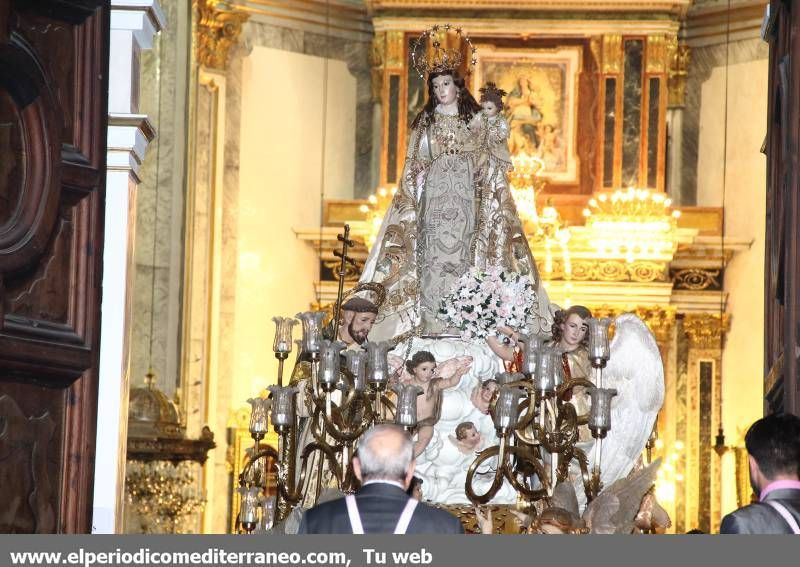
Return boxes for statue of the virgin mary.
[360,25,553,344]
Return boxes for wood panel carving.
[0,392,62,533]
[0,0,108,533]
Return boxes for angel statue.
[359,24,552,343]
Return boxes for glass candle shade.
[587,317,613,367]
[343,349,368,392]
[392,383,423,427]
[495,371,525,387]
[319,340,347,388]
[295,311,327,355]
[247,397,270,437]
[533,347,562,394]
[268,385,298,430]
[237,486,260,525]
[518,333,546,376]
[365,341,393,387]
[258,496,276,531]
[272,316,297,354]
[493,386,525,431]
[588,387,618,438]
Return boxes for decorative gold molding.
[682,313,730,350]
[195,0,250,71]
[602,34,623,74]
[667,39,690,108]
[538,258,668,283]
[673,268,720,291]
[587,305,676,344]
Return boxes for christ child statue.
[477,82,511,163]
[403,350,472,458]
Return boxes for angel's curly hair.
[551,305,592,347]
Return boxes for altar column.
[94,0,164,534]
[680,313,729,534]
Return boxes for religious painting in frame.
[473,45,582,184]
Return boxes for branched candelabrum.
[465,323,616,511]
[237,313,406,531]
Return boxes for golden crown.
[410,24,477,79]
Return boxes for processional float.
[232,225,624,534]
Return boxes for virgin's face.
[560,313,588,349]
[432,75,459,105]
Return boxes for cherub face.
[560,313,588,348]
[462,426,481,448]
[412,361,437,382]
[480,380,498,402]
[481,99,499,117]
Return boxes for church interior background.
[16,0,776,534]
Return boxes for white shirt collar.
[363,479,406,490]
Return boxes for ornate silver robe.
[360,109,552,343]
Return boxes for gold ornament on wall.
[194,0,249,70]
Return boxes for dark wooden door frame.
[0,0,108,533]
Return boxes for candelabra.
[465,322,617,512]
[236,317,408,531]
[237,312,618,530]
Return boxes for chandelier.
[582,188,681,263]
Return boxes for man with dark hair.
[720,413,800,534]
[297,424,463,534]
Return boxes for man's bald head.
[353,424,415,487]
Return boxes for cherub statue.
[469,378,498,415]
[401,350,472,458]
[449,421,483,455]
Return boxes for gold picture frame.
[474,45,582,184]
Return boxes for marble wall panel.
[129,0,191,401]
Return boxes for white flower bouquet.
[437,267,537,340]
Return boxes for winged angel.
[589,313,665,491]
[556,312,666,514]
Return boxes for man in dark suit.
[297,424,464,534]
[720,413,800,534]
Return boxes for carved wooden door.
[0,0,108,533]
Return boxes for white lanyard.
[765,501,800,534]
[345,494,418,534]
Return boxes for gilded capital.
[386,30,405,69]
[194,0,249,71]
[646,35,669,73]
[667,40,690,108]
[602,34,623,74]
[371,32,386,102]
[682,313,730,350]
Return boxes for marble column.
[93,0,165,534]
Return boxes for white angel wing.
[589,313,664,489]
